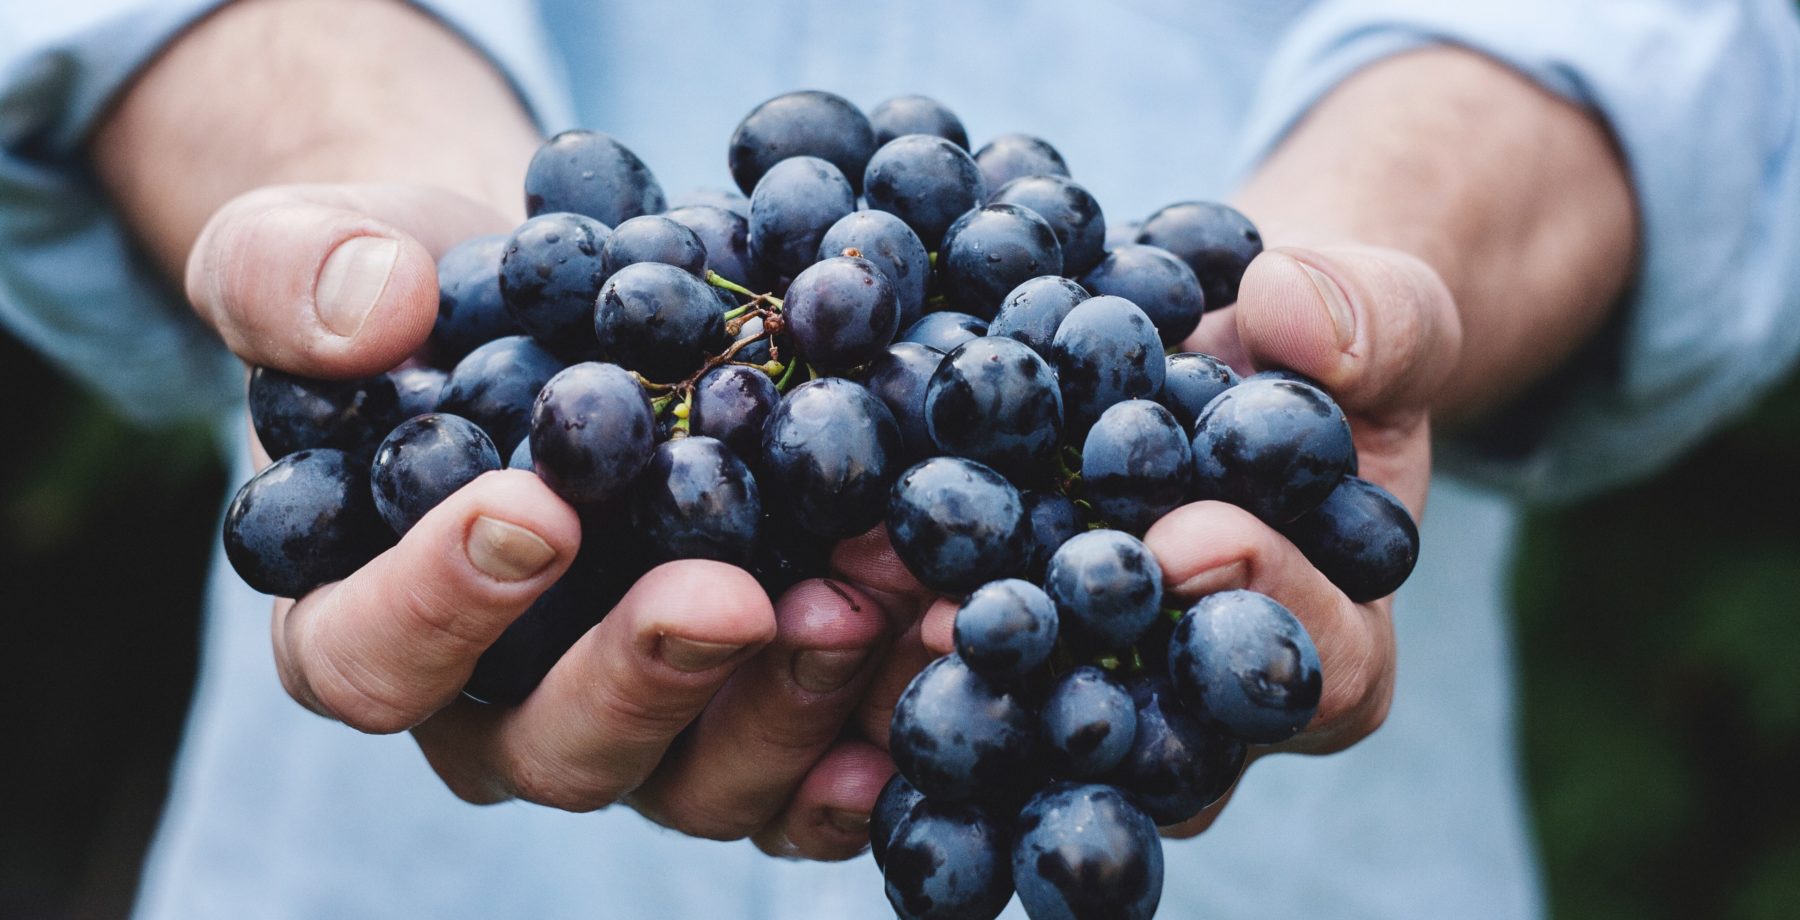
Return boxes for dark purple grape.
[1158,352,1238,431]
[498,212,610,359]
[248,367,400,462]
[1080,399,1193,534]
[507,436,533,471]
[760,378,904,539]
[1105,219,1142,252]
[389,366,446,420]
[890,654,1035,803]
[664,204,763,290]
[222,449,390,598]
[729,90,876,195]
[898,310,987,352]
[1020,490,1083,582]
[747,156,857,277]
[870,771,925,871]
[937,204,1064,320]
[988,276,1088,359]
[989,175,1106,275]
[861,341,945,461]
[863,134,986,249]
[1043,529,1161,651]
[1189,377,1353,524]
[633,436,761,566]
[430,234,520,365]
[1080,244,1206,347]
[1048,295,1166,436]
[818,210,931,330]
[887,457,1028,596]
[599,214,707,278]
[668,186,749,218]
[954,578,1058,682]
[436,335,565,456]
[782,255,901,372]
[463,567,617,705]
[884,799,1013,920]
[528,362,656,506]
[869,95,969,150]
[1135,201,1262,308]
[524,130,665,226]
[690,364,779,462]
[924,335,1063,481]
[1041,667,1136,779]
[1013,782,1162,920]
[972,133,1068,191]
[728,313,775,366]
[594,261,729,383]
[1280,475,1419,602]
[1169,590,1322,743]
[747,508,833,597]
[1109,674,1246,825]
[370,413,502,535]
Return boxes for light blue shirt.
[3,2,1798,918]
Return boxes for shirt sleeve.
[1230,0,1800,503]
[0,0,574,427]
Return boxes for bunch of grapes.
[219,90,1421,919]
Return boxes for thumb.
[185,182,512,378]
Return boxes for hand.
[190,182,903,859]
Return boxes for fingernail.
[825,808,870,835]
[1172,559,1249,599]
[316,236,398,337]
[466,515,556,582]
[791,648,869,694]
[661,636,743,673]
[1297,262,1355,350]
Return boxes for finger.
[853,614,942,748]
[1180,304,1253,372]
[186,182,510,377]
[830,525,934,626]
[627,579,889,839]
[920,596,957,656]
[1143,501,1394,753]
[424,560,777,811]
[273,469,579,733]
[752,740,896,861]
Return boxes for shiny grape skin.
[860,341,946,462]
[1169,589,1323,744]
[1108,674,1247,825]
[523,129,666,226]
[1047,295,1167,437]
[759,378,904,539]
[689,364,780,463]
[1189,377,1354,524]
[632,436,761,566]
[430,234,521,366]
[1040,667,1137,779]
[593,261,730,383]
[747,508,833,597]
[728,90,877,195]
[388,366,447,421]
[747,155,858,277]
[781,255,901,373]
[1135,200,1263,308]
[1012,782,1163,920]
[1019,490,1083,582]
[1080,399,1193,535]
[1158,352,1239,432]
[664,204,764,290]
[883,798,1014,920]
[369,413,502,536]
[954,578,1059,683]
[898,311,988,352]
[247,366,400,462]
[527,362,656,506]
[863,134,987,249]
[436,335,565,456]
[463,567,618,706]
[1280,475,1420,602]
[667,186,750,219]
[1079,244,1207,347]
[498,212,611,360]
[869,94,970,150]
[222,448,391,599]
[817,209,932,331]
[936,204,1064,320]
[924,335,1064,482]
[1043,529,1163,652]
[887,457,1029,596]
[889,654,1036,804]
[599,214,707,278]
[988,275,1089,360]
[972,133,1070,192]
[988,175,1107,276]
[870,771,926,870]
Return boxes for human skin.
[92,0,1632,857]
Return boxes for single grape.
[728,90,877,195]
[988,275,1088,359]
[430,234,521,365]
[728,313,775,366]
[436,335,565,456]
[863,134,986,249]
[1013,782,1163,920]
[388,366,447,421]
[1158,352,1238,431]
[1080,399,1193,534]
[528,362,656,506]
[507,436,533,471]
[869,94,969,149]
[887,456,1028,595]
[884,799,1013,920]
[498,212,611,359]
[747,156,857,277]
[954,578,1059,682]
[870,771,925,871]
[890,654,1035,804]
[782,255,901,372]
[988,174,1106,275]
[1109,674,1246,825]
[924,335,1063,481]
[690,364,780,462]
[524,129,664,225]
[1020,490,1083,582]
[1189,377,1354,524]
[759,378,904,539]
[464,567,618,705]
[1135,201,1263,308]
[1105,218,1142,252]
[1048,295,1166,436]
[667,186,749,219]
[1041,667,1137,779]
[664,204,764,290]
[599,214,707,278]
[972,133,1069,191]
[1280,475,1420,602]
[633,436,761,566]
[898,310,988,352]
[936,204,1064,319]
[222,449,391,598]
[1080,244,1206,347]
[1169,590,1323,743]
[1043,529,1162,651]
[593,261,729,383]
[860,341,946,461]
[747,507,833,597]
[369,413,502,535]
[248,366,399,462]
[817,209,931,330]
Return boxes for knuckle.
[303,636,429,734]
[506,752,620,814]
